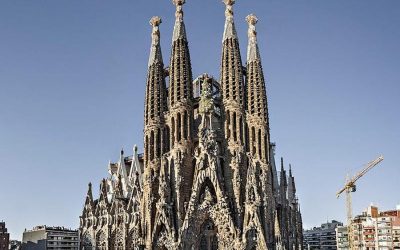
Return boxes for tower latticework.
[80,1,303,250]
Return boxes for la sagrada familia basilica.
[79,0,304,249]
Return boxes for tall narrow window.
[183,111,188,139]
[251,127,256,155]
[245,123,249,152]
[233,112,237,142]
[264,134,268,161]
[171,118,175,148]
[164,126,170,153]
[145,135,149,163]
[150,131,155,161]
[177,113,181,142]
[156,128,161,158]
[258,129,262,158]
[226,110,231,139]
[239,116,244,144]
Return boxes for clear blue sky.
[0,0,399,240]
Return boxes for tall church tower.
[142,16,168,247]
[244,14,275,247]
[167,0,195,229]
[79,1,304,250]
[219,0,246,227]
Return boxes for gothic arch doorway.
[199,219,218,250]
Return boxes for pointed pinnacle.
[149,16,162,27]
[223,0,235,6]
[246,14,258,26]
[172,0,185,6]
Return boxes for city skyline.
[1,0,399,240]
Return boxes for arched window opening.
[183,111,188,139]
[156,128,161,158]
[239,116,244,144]
[233,112,237,142]
[226,110,231,139]
[164,126,170,153]
[258,129,262,158]
[245,123,249,152]
[171,117,175,148]
[251,127,256,155]
[177,113,182,142]
[145,135,149,163]
[150,131,155,161]
[264,134,268,161]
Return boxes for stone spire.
[287,164,296,203]
[82,182,94,217]
[219,0,246,228]
[246,14,267,119]
[86,182,93,201]
[172,0,187,42]
[144,16,167,169]
[100,178,108,201]
[169,0,193,108]
[222,0,238,41]
[115,174,124,198]
[145,16,167,128]
[86,182,93,204]
[246,14,261,62]
[270,143,279,198]
[280,158,287,189]
[148,16,163,67]
[274,210,283,250]
[220,0,245,107]
[246,14,270,162]
[129,145,142,184]
[142,17,169,248]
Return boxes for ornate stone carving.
[79,1,304,250]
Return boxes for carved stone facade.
[79,1,303,249]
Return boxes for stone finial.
[223,0,235,6]
[246,14,259,61]
[172,0,185,6]
[246,14,258,26]
[173,0,185,19]
[149,16,162,27]
[172,0,186,19]
[172,0,187,41]
[149,17,161,49]
[223,0,235,18]
[246,14,258,38]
